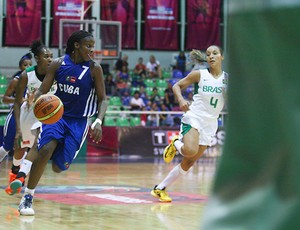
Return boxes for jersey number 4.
[210,97,218,108]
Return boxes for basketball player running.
[5,41,54,195]
[151,46,228,202]
[0,53,32,163]
[12,30,107,216]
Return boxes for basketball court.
[0,153,219,229]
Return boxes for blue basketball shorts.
[2,110,16,151]
[37,116,89,171]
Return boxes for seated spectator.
[139,85,148,104]
[130,91,145,111]
[116,78,130,97]
[146,55,162,78]
[175,51,186,75]
[164,82,175,109]
[159,103,173,126]
[104,73,116,96]
[150,87,161,105]
[115,54,129,74]
[116,65,131,83]
[147,102,160,127]
[134,57,146,79]
[121,89,131,106]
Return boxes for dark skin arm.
[89,61,107,143]
[2,78,20,104]
[13,70,28,148]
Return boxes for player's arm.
[2,77,19,104]
[173,70,200,112]
[13,71,28,147]
[35,58,62,100]
[90,62,108,143]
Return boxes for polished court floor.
[0,152,219,230]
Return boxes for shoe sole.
[10,180,23,195]
[163,143,176,163]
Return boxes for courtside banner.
[118,127,225,156]
[51,0,84,46]
[186,0,221,50]
[144,0,178,50]
[86,127,118,157]
[5,0,41,46]
[100,0,136,49]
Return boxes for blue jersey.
[55,54,98,118]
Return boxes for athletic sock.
[24,187,35,196]
[174,140,184,155]
[156,164,188,190]
[13,156,22,167]
[17,159,32,178]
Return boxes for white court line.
[87,194,153,204]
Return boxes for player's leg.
[0,110,16,162]
[18,139,58,216]
[9,137,40,195]
[152,128,200,202]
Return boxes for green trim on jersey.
[181,122,192,136]
[26,65,35,73]
[194,82,199,95]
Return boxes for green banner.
[202,1,300,229]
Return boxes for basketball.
[33,94,64,124]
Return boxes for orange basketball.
[33,94,64,124]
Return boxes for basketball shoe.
[163,135,179,163]
[19,194,35,216]
[9,176,25,195]
[151,185,172,202]
[5,171,23,195]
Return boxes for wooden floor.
[0,154,219,230]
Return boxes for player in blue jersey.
[11,30,107,216]
[0,53,32,163]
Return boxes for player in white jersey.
[151,45,228,202]
[5,40,53,195]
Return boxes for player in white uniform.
[5,40,54,195]
[151,45,228,202]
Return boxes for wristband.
[91,118,102,129]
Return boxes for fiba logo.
[152,130,179,146]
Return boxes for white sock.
[24,187,35,196]
[174,140,184,155]
[21,151,28,161]
[157,164,188,190]
[13,156,22,167]
[0,146,8,162]
[19,159,33,176]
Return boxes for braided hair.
[65,30,93,54]
[30,40,47,57]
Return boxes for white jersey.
[180,69,228,146]
[190,69,227,119]
[20,66,57,148]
